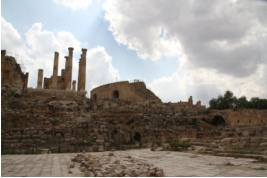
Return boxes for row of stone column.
[37,47,87,92]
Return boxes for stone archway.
[211,115,226,126]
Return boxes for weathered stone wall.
[1,50,28,88]
[207,109,267,126]
[1,86,267,155]
[1,86,213,154]
[91,81,161,104]
[165,96,205,113]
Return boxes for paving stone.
[1,149,267,177]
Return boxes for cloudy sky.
[2,0,267,105]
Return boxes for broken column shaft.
[24,72,29,88]
[72,80,76,91]
[37,69,43,88]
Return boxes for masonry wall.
[2,86,267,155]
[91,81,161,104]
[208,109,267,126]
[1,51,28,88]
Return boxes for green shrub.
[169,140,191,151]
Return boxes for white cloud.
[104,0,267,104]
[103,0,267,76]
[1,17,119,95]
[150,62,267,105]
[53,0,92,11]
[86,46,119,92]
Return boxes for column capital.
[82,48,87,55]
[68,47,74,56]
[68,47,74,51]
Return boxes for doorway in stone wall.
[134,132,141,142]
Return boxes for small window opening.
[113,90,119,99]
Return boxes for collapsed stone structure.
[1,50,28,89]
[1,50,267,162]
[165,96,205,113]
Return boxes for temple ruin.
[38,47,87,92]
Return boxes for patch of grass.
[169,140,191,151]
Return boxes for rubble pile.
[70,152,164,177]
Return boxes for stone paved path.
[1,153,82,177]
[2,149,267,177]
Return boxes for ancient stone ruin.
[1,50,28,89]
[91,80,161,104]
[37,47,87,93]
[1,49,267,163]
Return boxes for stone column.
[24,72,29,88]
[188,96,193,105]
[67,47,74,90]
[37,69,43,88]
[51,52,59,89]
[64,56,69,90]
[1,50,6,83]
[64,47,74,90]
[72,80,76,91]
[78,48,87,91]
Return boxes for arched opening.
[113,90,119,99]
[211,115,225,126]
[93,94,97,102]
[55,132,64,137]
[134,132,141,142]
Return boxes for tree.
[235,96,248,109]
[208,91,267,110]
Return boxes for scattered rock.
[108,152,114,156]
[71,153,164,177]
[69,163,74,168]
